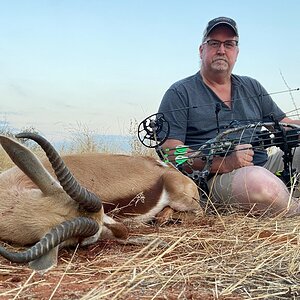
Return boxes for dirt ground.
[1,212,300,300]
[0,216,247,300]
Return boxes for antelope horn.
[0,135,61,195]
[15,132,102,213]
[0,217,99,263]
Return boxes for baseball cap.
[203,17,238,41]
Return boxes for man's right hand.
[224,143,254,171]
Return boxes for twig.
[279,69,300,119]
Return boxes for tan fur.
[42,154,201,217]
[0,136,201,247]
[0,166,105,245]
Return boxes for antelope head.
[0,134,127,272]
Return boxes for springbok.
[0,133,201,272]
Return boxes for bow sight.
[138,113,300,189]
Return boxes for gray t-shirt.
[158,72,285,166]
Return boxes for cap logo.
[203,17,238,41]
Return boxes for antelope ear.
[29,246,59,273]
[0,135,61,195]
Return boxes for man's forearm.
[189,156,233,174]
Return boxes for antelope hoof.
[155,206,176,225]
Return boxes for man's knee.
[231,166,290,211]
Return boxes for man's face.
[199,26,239,75]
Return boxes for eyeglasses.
[203,39,238,50]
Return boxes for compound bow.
[138,113,300,192]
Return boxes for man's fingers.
[235,143,254,156]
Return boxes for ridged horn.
[0,135,61,196]
[0,217,99,263]
[15,132,102,213]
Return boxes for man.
[158,17,300,216]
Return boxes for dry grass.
[1,213,300,299]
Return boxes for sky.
[0,0,300,143]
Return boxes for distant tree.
[0,119,14,137]
[17,126,40,149]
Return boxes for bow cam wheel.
[137,113,170,148]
